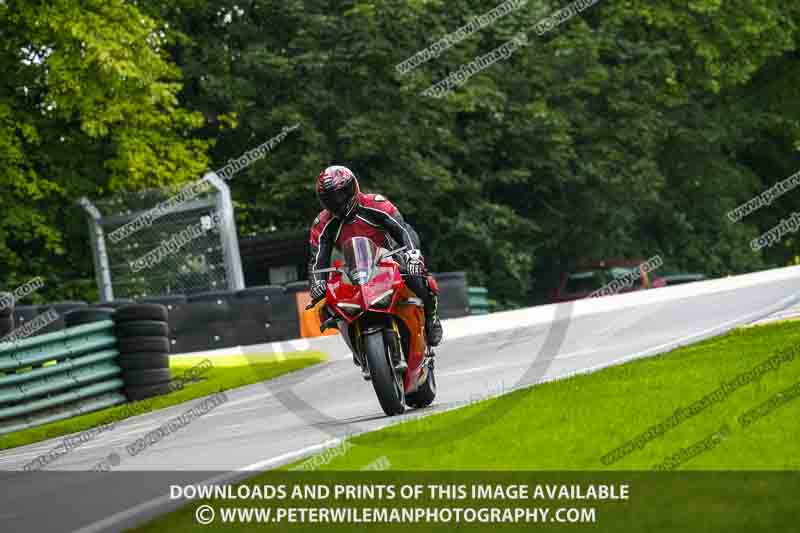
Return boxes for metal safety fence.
[0,320,125,436]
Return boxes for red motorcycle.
[308,236,436,416]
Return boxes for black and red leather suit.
[308,192,440,336]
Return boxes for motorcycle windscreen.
[343,236,378,286]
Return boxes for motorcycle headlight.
[370,290,394,309]
[337,303,362,316]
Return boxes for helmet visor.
[319,180,356,218]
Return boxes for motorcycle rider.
[308,165,443,348]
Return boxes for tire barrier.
[117,352,170,371]
[5,277,475,359]
[124,382,172,402]
[65,308,116,328]
[234,285,285,319]
[0,313,13,339]
[174,323,240,353]
[0,302,181,436]
[174,292,238,352]
[115,320,170,338]
[432,272,470,319]
[0,292,12,318]
[11,305,39,329]
[0,320,125,436]
[89,299,136,309]
[284,281,310,294]
[186,291,235,323]
[139,295,189,352]
[0,271,484,438]
[0,292,15,339]
[113,304,172,402]
[247,285,303,322]
[165,286,302,352]
[139,295,189,328]
[233,285,299,345]
[0,318,15,339]
[34,301,89,335]
[115,303,169,323]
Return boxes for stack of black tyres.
[113,304,172,401]
[0,293,14,339]
[90,299,136,310]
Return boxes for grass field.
[299,320,800,471]
[0,352,326,451]
[133,320,800,533]
[268,322,800,470]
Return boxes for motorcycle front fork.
[350,321,405,372]
[385,322,405,369]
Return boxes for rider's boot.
[405,274,443,347]
[424,295,443,348]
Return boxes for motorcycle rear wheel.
[406,360,436,408]
[364,331,405,416]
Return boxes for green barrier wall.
[0,320,126,436]
[468,287,490,315]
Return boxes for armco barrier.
[0,392,124,436]
[0,320,126,436]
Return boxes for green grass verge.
[0,352,326,451]
[131,321,800,533]
[286,320,800,470]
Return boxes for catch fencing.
[79,173,244,301]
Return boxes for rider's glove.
[310,280,327,301]
[404,249,426,276]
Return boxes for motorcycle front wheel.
[364,330,405,416]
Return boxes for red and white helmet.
[316,165,360,219]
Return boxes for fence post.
[78,197,115,303]
[206,172,245,291]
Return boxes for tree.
[0,0,211,300]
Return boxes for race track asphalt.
[1,266,799,532]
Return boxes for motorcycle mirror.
[311,267,340,275]
[382,246,407,260]
[374,245,407,266]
